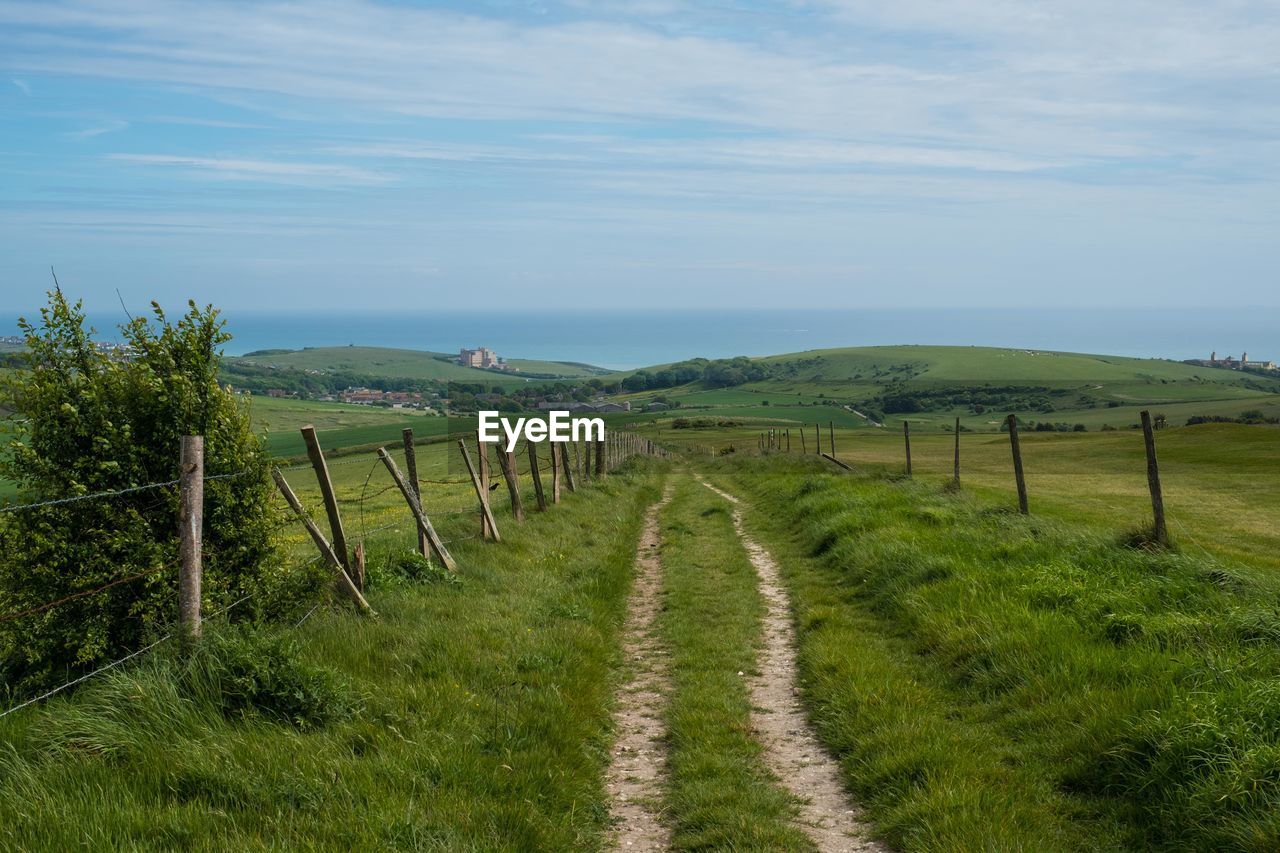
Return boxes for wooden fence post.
[828,421,835,457]
[559,442,576,493]
[1006,414,1029,514]
[595,436,605,478]
[495,444,525,521]
[272,469,375,615]
[786,429,791,452]
[903,421,912,477]
[352,542,366,592]
[814,422,820,455]
[301,425,350,572]
[377,448,457,571]
[550,439,561,503]
[800,427,806,454]
[402,428,429,557]
[476,433,494,539]
[953,417,961,487]
[178,435,203,640]
[528,441,547,511]
[458,440,500,542]
[1140,410,1170,545]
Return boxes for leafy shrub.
[383,552,459,586]
[0,292,281,692]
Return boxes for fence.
[739,410,1179,546]
[0,424,667,717]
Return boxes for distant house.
[594,402,630,413]
[1187,351,1278,371]
[458,347,503,369]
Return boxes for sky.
[1,0,1278,315]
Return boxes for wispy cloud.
[67,119,128,138]
[106,153,389,184]
[11,77,30,95]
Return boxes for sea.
[3,308,1278,371]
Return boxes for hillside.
[620,345,1280,432]
[229,346,611,385]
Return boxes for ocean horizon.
[4,307,1278,371]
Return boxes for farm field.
[640,420,1280,574]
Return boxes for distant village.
[1185,351,1278,371]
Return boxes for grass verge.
[658,473,813,850]
[707,453,1280,850]
[0,461,663,849]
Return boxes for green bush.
[0,292,283,692]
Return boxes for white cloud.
[11,77,30,94]
[67,119,128,138]
[106,153,389,184]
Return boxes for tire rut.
[605,486,674,851]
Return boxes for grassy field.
[0,448,663,848]
[243,395,457,458]
[639,420,1280,574]
[230,346,610,386]
[618,345,1280,433]
[701,453,1280,849]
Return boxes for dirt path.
[700,480,886,853]
[605,486,674,851]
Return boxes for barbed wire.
[0,468,257,515]
[0,560,178,624]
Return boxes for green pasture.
[230,346,607,385]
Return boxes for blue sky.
[1,0,1278,314]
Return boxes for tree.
[0,292,282,690]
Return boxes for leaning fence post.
[495,443,525,521]
[903,421,912,477]
[377,448,457,571]
[476,433,494,539]
[178,435,203,640]
[528,441,547,511]
[1140,410,1170,545]
[458,440,501,541]
[402,428,429,557]
[272,469,375,615]
[1006,414,1029,514]
[800,427,807,454]
[301,425,350,572]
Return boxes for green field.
[230,346,610,386]
[618,345,1280,433]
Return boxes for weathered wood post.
[1006,414,1029,514]
[458,439,500,541]
[378,448,458,571]
[495,443,525,521]
[559,442,576,493]
[829,421,835,457]
[814,422,820,455]
[272,468,375,615]
[1140,410,1170,546]
[550,438,561,503]
[402,428,429,557]
[301,425,350,572]
[903,421,912,477]
[476,432,494,539]
[953,417,961,487]
[528,441,547,511]
[800,427,807,454]
[178,435,203,640]
[595,435,606,478]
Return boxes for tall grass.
[0,462,663,849]
[712,454,1280,850]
